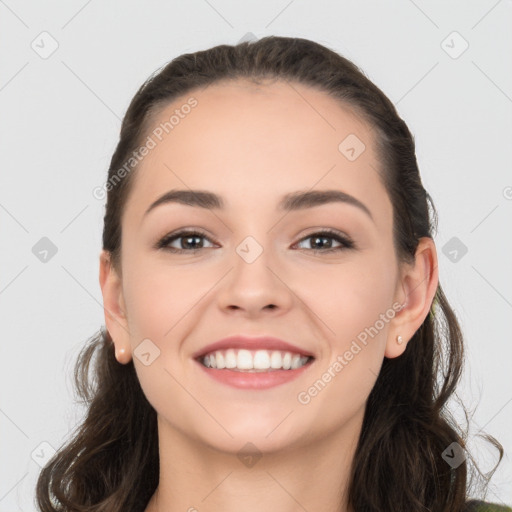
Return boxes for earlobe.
[98,250,132,364]
[385,237,439,359]
[113,346,132,365]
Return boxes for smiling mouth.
[196,348,315,372]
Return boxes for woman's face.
[101,79,432,453]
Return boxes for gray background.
[1,1,511,509]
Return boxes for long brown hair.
[35,36,504,512]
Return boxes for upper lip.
[192,335,316,360]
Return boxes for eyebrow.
[143,188,373,221]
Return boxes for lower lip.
[194,358,314,390]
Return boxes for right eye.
[156,229,217,253]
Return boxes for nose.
[215,241,294,318]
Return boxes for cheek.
[294,260,397,429]
[121,257,214,346]
[297,255,397,347]
[120,262,208,414]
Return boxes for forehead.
[125,79,390,228]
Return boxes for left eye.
[294,230,355,252]
[156,229,355,253]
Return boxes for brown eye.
[155,228,355,254]
[295,230,355,253]
[156,230,216,253]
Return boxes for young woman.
[36,36,510,512]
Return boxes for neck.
[144,412,363,512]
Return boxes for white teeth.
[291,354,302,369]
[225,349,237,368]
[215,351,225,369]
[237,349,253,370]
[270,351,282,369]
[253,350,270,370]
[200,349,311,371]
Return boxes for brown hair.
[35,36,504,512]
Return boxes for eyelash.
[155,228,355,254]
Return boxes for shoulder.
[465,499,512,512]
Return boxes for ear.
[99,250,132,364]
[385,237,439,358]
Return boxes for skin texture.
[99,79,438,512]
